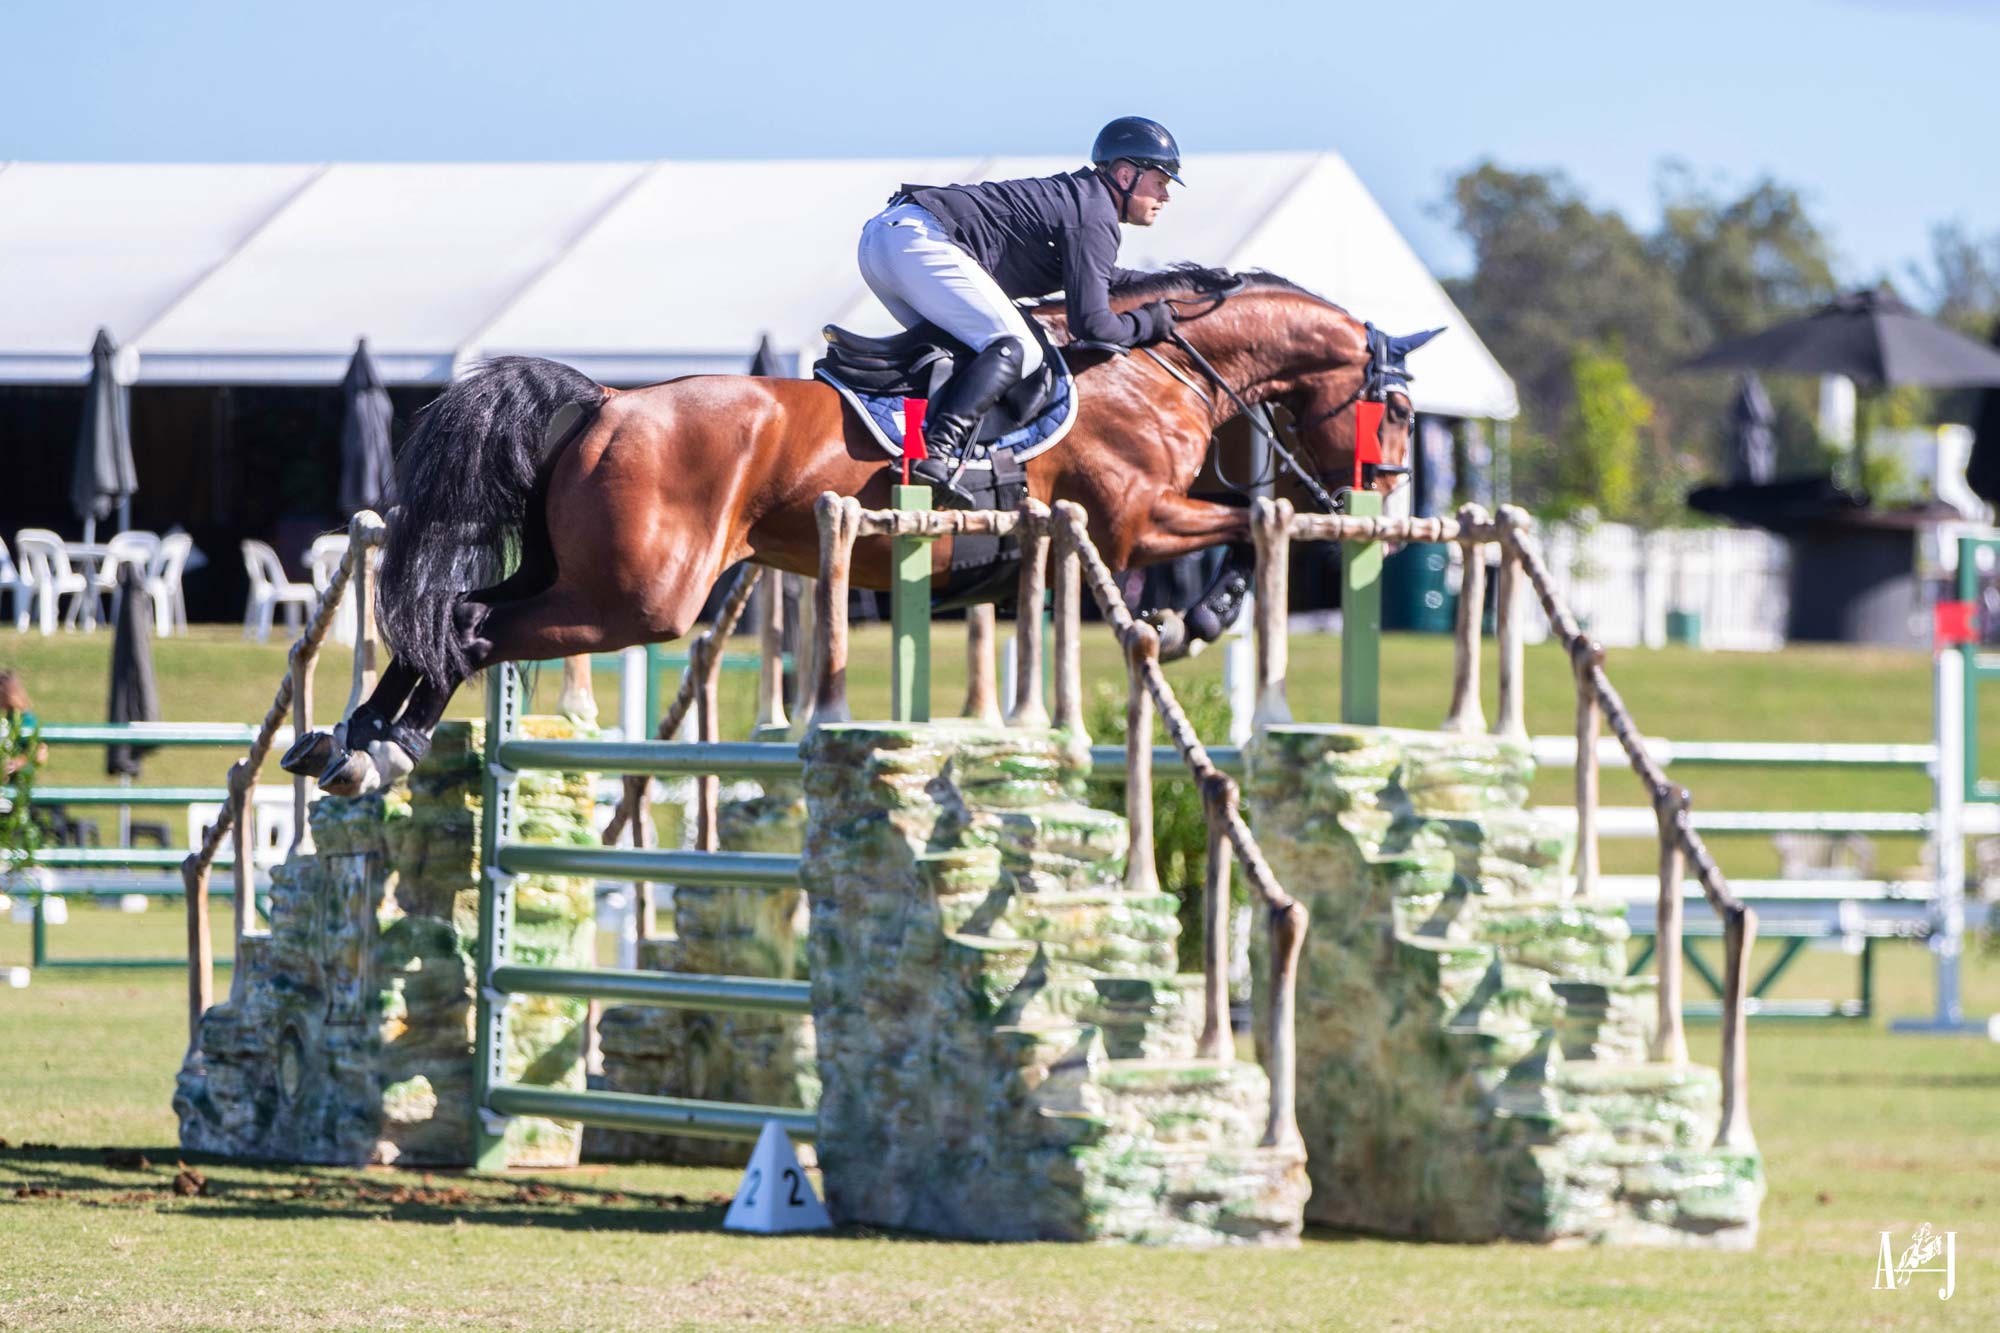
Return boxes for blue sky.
[3,0,1991,290]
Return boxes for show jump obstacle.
[175,491,1767,1247]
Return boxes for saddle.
[815,316,1064,447]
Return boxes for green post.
[1341,489,1383,725]
[31,893,47,968]
[891,483,934,723]
[472,663,522,1172]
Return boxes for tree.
[1557,344,1653,522]
[1908,222,2000,338]
[1652,164,1838,343]
[1441,161,1843,514]
[1441,164,1692,436]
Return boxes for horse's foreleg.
[1119,494,1254,566]
[1119,495,1257,661]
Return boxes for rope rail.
[182,510,387,1042]
[1270,499,1754,1152]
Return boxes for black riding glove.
[1141,300,1177,343]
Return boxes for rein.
[1159,330,1344,515]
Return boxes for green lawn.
[3,624,1999,1330]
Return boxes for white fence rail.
[1521,523,1791,651]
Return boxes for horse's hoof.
[279,729,337,777]
[1145,609,1192,662]
[318,749,381,798]
[365,738,416,787]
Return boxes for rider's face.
[1115,164,1173,226]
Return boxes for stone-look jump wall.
[590,761,818,1166]
[175,719,596,1168]
[1247,724,1763,1248]
[803,721,1306,1246]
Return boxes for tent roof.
[0,154,1517,418]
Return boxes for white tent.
[0,153,1516,419]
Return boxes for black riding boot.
[909,336,1027,509]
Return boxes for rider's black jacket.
[895,168,1167,348]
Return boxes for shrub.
[1082,673,1238,973]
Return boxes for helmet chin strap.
[1100,164,1138,222]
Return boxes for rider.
[857,116,1185,505]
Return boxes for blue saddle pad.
[816,355,1079,463]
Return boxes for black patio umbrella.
[105,564,159,780]
[749,333,784,378]
[71,327,138,543]
[1683,287,2000,389]
[1726,374,1777,486]
[1965,316,2000,505]
[337,339,395,516]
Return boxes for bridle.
[1134,285,1413,514]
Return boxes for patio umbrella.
[1683,287,2000,389]
[1726,374,1778,486]
[71,327,138,543]
[337,339,395,516]
[749,333,784,379]
[105,564,159,780]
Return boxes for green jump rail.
[37,724,266,747]
[496,737,1244,780]
[495,844,801,887]
[491,963,811,1015]
[486,1085,815,1143]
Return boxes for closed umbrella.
[72,327,138,543]
[337,339,395,516]
[1727,374,1777,486]
[105,563,159,833]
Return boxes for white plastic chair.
[145,533,193,636]
[0,537,32,630]
[88,530,160,626]
[307,534,355,644]
[14,530,89,634]
[240,540,314,642]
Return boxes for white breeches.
[856,203,1046,377]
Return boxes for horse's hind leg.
[327,570,682,794]
[282,656,421,777]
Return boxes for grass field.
[3,624,1999,1330]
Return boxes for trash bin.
[1383,542,1455,634]
[1665,609,1703,647]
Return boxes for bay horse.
[291,267,1434,794]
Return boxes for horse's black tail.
[377,357,602,687]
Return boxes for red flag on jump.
[1353,399,1385,489]
[902,398,928,486]
[1935,599,1976,648]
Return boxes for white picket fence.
[1517,523,1792,651]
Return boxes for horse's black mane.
[1028,263,1345,316]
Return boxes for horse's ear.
[1389,327,1445,358]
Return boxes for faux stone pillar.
[1246,723,1763,1248]
[589,766,818,1166]
[803,720,1306,1246]
[174,718,595,1167]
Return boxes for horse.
[287,267,1436,794]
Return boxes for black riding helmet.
[1090,116,1184,184]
